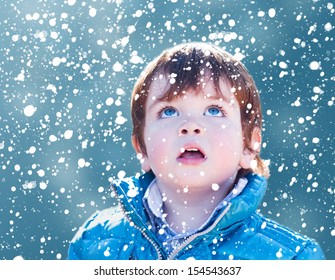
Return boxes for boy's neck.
[157,181,233,234]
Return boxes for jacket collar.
[112,171,267,233]
[215,172,267,231]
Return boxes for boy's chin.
[167,177,228,191]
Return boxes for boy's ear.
[239,128,262,170]
[131,135,151,172]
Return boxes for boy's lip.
[177,144,207,165]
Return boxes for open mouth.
[179,148,206,159]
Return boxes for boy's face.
[133,74,256,193]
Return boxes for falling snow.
[0,0,334,260]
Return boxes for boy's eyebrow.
[205,94,232,103]
[147,91,233,111]
[147,96,166,110]
[147,96,175,112]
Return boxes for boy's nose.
[179,121,204,135]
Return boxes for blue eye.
[205,106,224,117]
[160,107,178,118]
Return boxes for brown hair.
[131,42,269,178]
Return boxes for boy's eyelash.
[208,104,227,116]
[157,105,175,117]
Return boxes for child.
[68,43,325,260]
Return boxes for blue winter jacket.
[68,172,325,260]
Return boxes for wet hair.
[131,42,269,178]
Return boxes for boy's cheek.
[238,151,255,169]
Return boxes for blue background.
[1,0,334,259]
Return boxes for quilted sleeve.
[293,240,326,260]
[67,207,136,260]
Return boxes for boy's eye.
[204,106,224,117]
[160,107,179,118]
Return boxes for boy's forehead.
[148,72,236,103]
[149,74,170,97]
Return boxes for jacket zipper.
[112,184,232,260]
[167,203,232,260]
[111,185,164,260]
